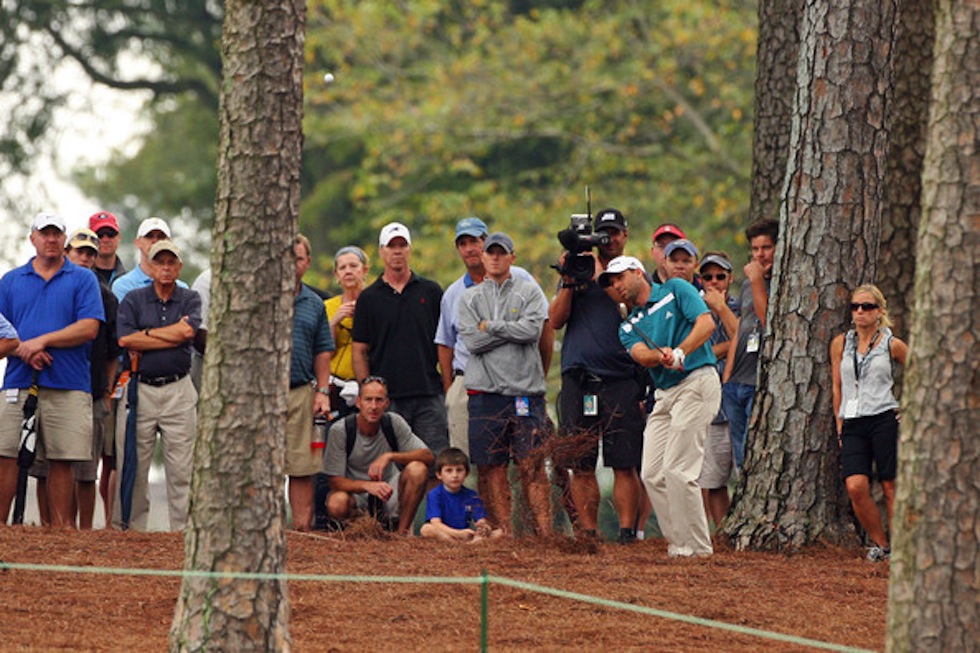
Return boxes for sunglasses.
[97,229,119,238]
[72,233,100,248]
[701,273,728,281]
[361,375,388,387]
[850,302,879,312]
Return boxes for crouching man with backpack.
[322,375,434,534]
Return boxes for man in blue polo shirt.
[0,212,103,527]
[117,239,200,531]
[600,255,720,557]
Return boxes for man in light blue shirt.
[0,312,18,357]
[112,217,188,301]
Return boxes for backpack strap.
[344,413,358,459]
[345,412,398,458]
[380,413,398,453]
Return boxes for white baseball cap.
[379,222,411,247]
[137,217,172,239]
[598,256,646,287]
[32,212,66,232]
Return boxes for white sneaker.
[667,544,695,557]
[866,545,891,562]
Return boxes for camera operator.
[548,208,648,543]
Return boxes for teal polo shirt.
[619,278,716,390]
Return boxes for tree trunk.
[748,0,804,224]
[725,0,899,550]
[170,2,305,650]
[886,2,979,650]
[877,0,936,346]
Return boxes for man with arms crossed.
[0,213,103,527]
[117,240,200,531]
[435,217,554,456]
[459,233,551,536]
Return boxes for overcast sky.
[1,58,150,273]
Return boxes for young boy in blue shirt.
[420,447,502,542]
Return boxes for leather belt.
[139,372,188,387]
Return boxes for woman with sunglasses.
[830,284,908,561]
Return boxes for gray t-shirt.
[322,412,428,484]
[727,278,769,386]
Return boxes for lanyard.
[852,329,880,384]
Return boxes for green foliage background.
[69,0,757,288]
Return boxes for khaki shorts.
[0,388,92,461]
[285,385,320,477]
[73,399,109,482]
[697,422,733,490]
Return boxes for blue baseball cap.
[454,217,489,241]
[664,238,699,259]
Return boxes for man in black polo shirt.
[117,239,200,531]
[352,222,447,469]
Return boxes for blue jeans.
[722,382,755,469]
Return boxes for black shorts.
[840,410,898,481]
[468,393,549,466]
[556,370,645,470]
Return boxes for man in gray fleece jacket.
[458,232,551,536]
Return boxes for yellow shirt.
[324,296,354,380]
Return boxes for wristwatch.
[316,386,331,397]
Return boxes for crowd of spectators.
[0,209,901,560]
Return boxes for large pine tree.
[726,0,902,549]
[886,1,979,649]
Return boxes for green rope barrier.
[480,569,489,653]
[0,561,878,653]
[488,575,877,653]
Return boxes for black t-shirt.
[560,281,639,379]
[351,273,443,399]
[90,281,121,397]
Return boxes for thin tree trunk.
[748,0,804,224]
[726,0,899,550]
[886,2,979,650]
[170,2,306,650]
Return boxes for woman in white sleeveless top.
[830,284,908,562]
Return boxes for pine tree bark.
[877,0,936,344]
[725,0,899,550]
[169,2,305,650]
[748,0,804,224]
[886,2,979,650]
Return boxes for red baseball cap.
[652,223,686,243]
[89,211,120,233]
